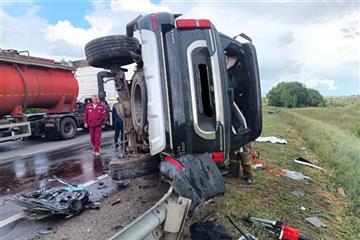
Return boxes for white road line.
[0,212,26,228]
[0,174,108,229]
[20,140,87,157]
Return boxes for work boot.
[114,141,119,148]
[244,176,252,185]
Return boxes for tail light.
[176,19,212,29]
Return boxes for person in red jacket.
[83,95,108,156]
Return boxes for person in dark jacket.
[112,98,123,148]
[225,43,253,184]
[83,95,107,156]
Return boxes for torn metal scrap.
[8,177,90,217]
[160,153,225,215]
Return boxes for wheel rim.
[64,122,74,135]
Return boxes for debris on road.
[38,227,54,235]
[255,136,287,144]
[115,178,132,188]
[283,169,311,181]
[8,177,90,217]
[305,216,327,228]
[291,190,305,198]
[337,187,346,197]
[294,157,323,170]
[111,198,121,206]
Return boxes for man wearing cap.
[225,43,253,185]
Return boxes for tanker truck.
[0,49,111,142]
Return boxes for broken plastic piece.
[111,198,121,206]
[294,157,323,170]
[291,190,305,198]
[282,169,311,181]
[337,187,346,197]
[305,216,327,228]
[255,136,287,144]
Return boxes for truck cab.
[85,12,262,163]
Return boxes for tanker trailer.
[0,49,83,142]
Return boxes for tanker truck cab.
[135,13,262,159]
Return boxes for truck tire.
[131,73,147,134]
[85,35,140,68]
[109,154,160,180]
[60,117,77,140]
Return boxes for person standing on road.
[83,95,108,156]
[112,98,123,148]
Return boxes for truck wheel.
[131,73,147,134]
[85,35,140,68]
[60,117,77,140]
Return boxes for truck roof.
[0,49,74,71]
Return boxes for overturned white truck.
[84,12,262,239]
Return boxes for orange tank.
[0,50,79,117]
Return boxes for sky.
[1,0,359,96]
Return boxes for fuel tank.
[0,50,79,117]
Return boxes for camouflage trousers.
[229,144,252,178]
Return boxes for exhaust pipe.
[97,71,113,102]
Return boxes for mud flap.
[160,154,225,215]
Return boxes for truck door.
[220,35,262,150]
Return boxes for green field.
[194,100,360,239]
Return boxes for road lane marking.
[0,174,108,229]
[0,212,26,228]
[20,140,88,157]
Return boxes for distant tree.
[267,82,324,107]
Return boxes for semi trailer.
[0,50,111,142]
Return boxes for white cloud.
[304,78,338,90]
[2,0,359,95]
[110,0,170,13]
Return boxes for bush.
[267,82,324,107]
[353,122,360,136]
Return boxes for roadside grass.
[289,103,360,135]
[193,106,360,239]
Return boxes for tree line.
[267,82,324,108]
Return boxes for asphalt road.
[0,130,122,239]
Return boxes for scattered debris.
[160,154,225,215]
[337,187,346,197]
[115,179,132,188]
[255,136,287,144]
[38,227,54,235]
[86,202,100,210]
[111,198,121,206]
[190,220,232,240]
[283,169,311,181]
[291,190,305,198]
[294,157,323,170]
[228,216,257,240]
[305,216,327,228]
[300,206,306,211]
[252,163,264,171]
[243,216,310,240]
[8,177,90,217]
